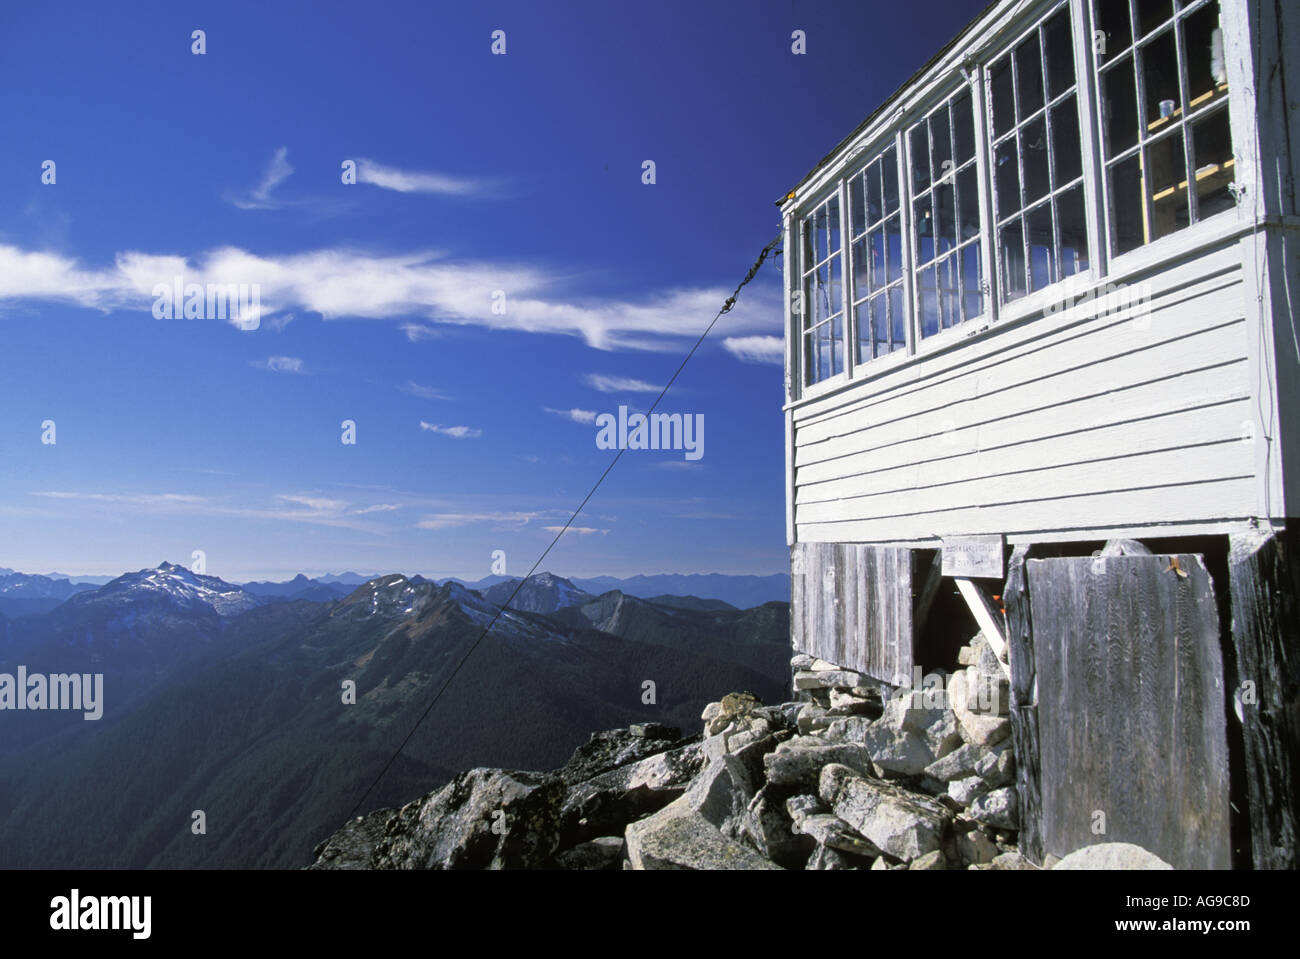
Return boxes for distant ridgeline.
[0,564,789,868]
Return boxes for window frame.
[985,2,1092,306]
[797,185,850,390]
[1088,0,1238,269]
[906,86,991,341]
[845,134,911,369]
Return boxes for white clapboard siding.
[796,377,1249,487]
[798,477,1256,544]
[797,398,1253,507]
[791,243,1251,543]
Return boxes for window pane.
[813,208,828,262]
[953,89,976,164]
[827,195,842,254]
[817,324,832,381]
[1051,95,1083,184]
[936,181,958,256]
[1136,0,1172,39]
[851,236,871,301]
[883,145,900,212]
[801,221,814,268]
[917,265,940,338]
[885,215,903,284]
[831,314,844,375]
[1142,29,1180,131]
[866,161,883,225]
[996,136,1021,219]
[910,123,931,193]
[1057,186,1089,277]
[1110,154,1144,254]
[804,331,817,383]
[870,295,888,359]
[957,165,981,241]
[1001,218,1027,301]
[869,229,885,290]
[938,255,960,330]
[1101,56,1139,155]
[1183,3,1227,109]
[1147,129,1188,241]
[991,58,1016,139]
[1016,32,1045,120]
[1022,117,1050,204]
[1027,203,1057,293]
[849,172,866,237]
[915,195,935,264]
[930,108,953,183]
[812,264,831,324]
[889,286,906,352]
[1044,7,1075,99]
[1192,107,1235,218]
[961,243,983,320]
[1095,0,1133,57]
[829,253,843,313]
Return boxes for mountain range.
[0,563,790,867]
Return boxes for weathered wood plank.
[1004,544,1044,864]
[1227,528,1300,869]
[1028,554,1229,869]
[913,549,943,636]
[790,542,913,685]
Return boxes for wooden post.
[1004,544,1044,864]
[1227,528,1300,870]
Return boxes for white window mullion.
[971,65,999,321]
[839,178,854,379]
[1072,0,1108,278]
[898,130,918,355]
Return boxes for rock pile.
[310,631,1049,870]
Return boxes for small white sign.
[942,535,1005,578]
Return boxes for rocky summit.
[310,632,1067,870]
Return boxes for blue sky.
[0,0,988,582]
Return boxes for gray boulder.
[624,796,780,870]
[969,786,1018,830]
[1052,843,1173,870]
[819,763,951,862]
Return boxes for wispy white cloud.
[356,158,488,197]
[278,494,348,512]
[543,525,610,536]
[416,511,543,530]
[545,407,598,425]
[33,491,207,506]
[419,421,481,439]
[584,373,661,394]
[231,147,294,210]
[31,489,397,530]
[0,243,779,352]
[251,355,305,373]
[400,323,440,342]
[399,380,450,400]
[722,335,784,364]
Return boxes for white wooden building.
[779,0,1299,869]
